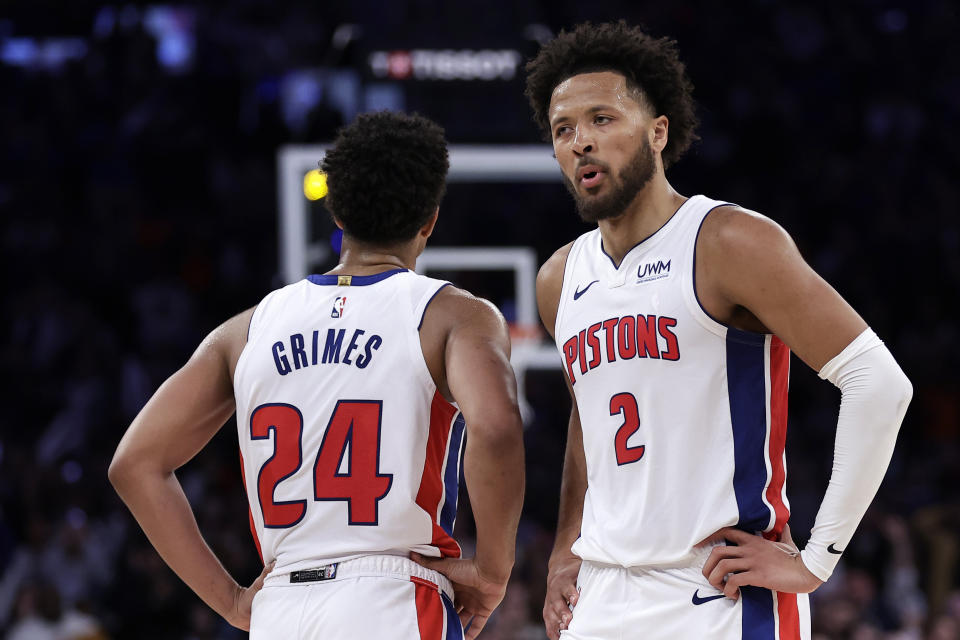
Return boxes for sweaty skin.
[539,71,865,640]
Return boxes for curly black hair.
[525,21,699,168]
[321,111,449,245]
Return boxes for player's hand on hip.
[411,552,509,640]
[543,553,581,640]
[701,525,822,599]
[227,560,274,631]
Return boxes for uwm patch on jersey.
[555,196,792,570]
[234,269,465,574]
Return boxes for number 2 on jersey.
[611,392,645,465]
[250,400,393,528]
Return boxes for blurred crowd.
[1,1,958,639]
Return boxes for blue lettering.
[311,330,319,365]
[342,329,365,365]
[638,260,672,278]
[356,334,383,369]
[322,329,345,363]
[290,333,308,369]
[272,341,292,375]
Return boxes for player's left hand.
[701,526,822,599]
[227,560,274,631]
[411,552,509,639]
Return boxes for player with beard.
[526,22,912,640]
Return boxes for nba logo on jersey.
[331,296,346,318]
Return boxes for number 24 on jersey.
[250,400,393,527]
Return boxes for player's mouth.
[577,164,606,190]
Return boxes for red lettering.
[562,335,579,385]
[586,323,602,369]
[636,315,661,359]
[251,404,306,528]
[578,329,588,375]
[617,316,637,359]
[611,393,645,465]
[601,318,619,363]
[659,317,680,360]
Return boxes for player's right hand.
[227,561,274,631]
[543,553,581,640]
[411,552,509,640]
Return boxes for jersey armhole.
[245,304,258,342]
[553,236,584,335]
[234,289,280,389]
[406,279,451,396]
[417,282,452,330]
[681,203,739,339]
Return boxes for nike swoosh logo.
[827,543,843,554]
[573,280,600,300]
[691,590,726,605]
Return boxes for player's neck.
[329,242,418,275]
[597,177,686,267]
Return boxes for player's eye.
[595,115,613,125]
[554,125,572,138]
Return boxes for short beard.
[565,140,656,223]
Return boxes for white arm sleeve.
[799,328,912,582]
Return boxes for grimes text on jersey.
[271,328,383,375]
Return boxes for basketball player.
[109,112,525,640]
[525,22,912,639]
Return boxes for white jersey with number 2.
[554,195,793,569]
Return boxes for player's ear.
[331,216,344,231]
[420,208,440,239]
[650,115,669,154]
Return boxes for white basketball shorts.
[562,550,811,640]
[250,555,463,640]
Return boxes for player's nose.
[572,127,595,155]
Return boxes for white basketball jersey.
[554,195,790,568]
[234,269,464,574]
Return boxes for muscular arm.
[415,288,525,639]
[697,206,866,368]
[109,308,268,630]
[538,244,586,561]
[441,292,525,581]
[537,244,586,639]
[699,208,912,593]
[551,397,586,567]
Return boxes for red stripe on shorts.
[776,591,801,640]
[412,576,444,640]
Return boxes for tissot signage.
[368,49,522,81]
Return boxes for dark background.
[1,1,958,639]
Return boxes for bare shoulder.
[537,242,574,290]
[419,285,510,399]
[696,204,805,322]
[201,306,257,377]
[536,241,574,339]
[697,204,866,369]
[428,285,509,339]
[699,204,798,262]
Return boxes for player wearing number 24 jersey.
[526,22,912,640]
[110,112,525,640]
